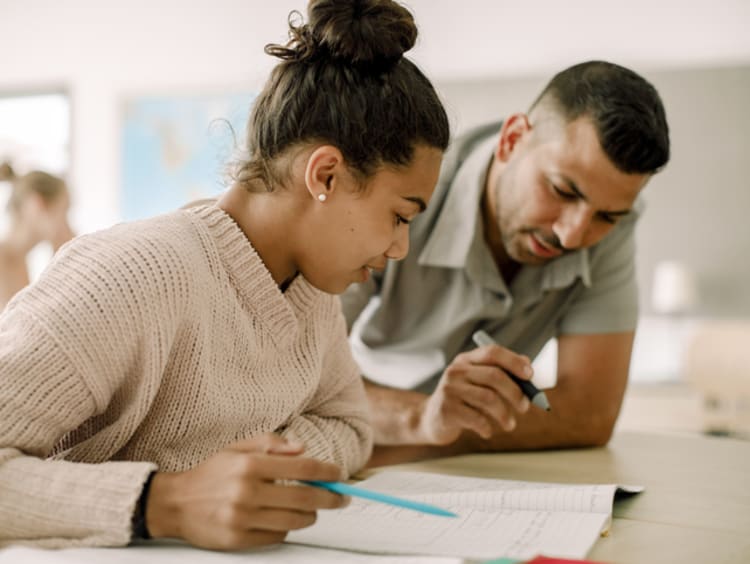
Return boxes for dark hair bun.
[308,0,416,65]
[267,1,417,70]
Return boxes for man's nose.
[553,205,591,250]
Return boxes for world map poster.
[121,91,255,221]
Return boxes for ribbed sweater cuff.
[0,454,157,548]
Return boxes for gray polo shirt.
[340,122,641,392]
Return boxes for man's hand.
[145,434,348,551]
[367,332,634,467]
[419,344,533,444]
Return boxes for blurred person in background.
[0,162,75,308]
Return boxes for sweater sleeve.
[0,229,189,547]
[0,303,156,548]
[281,300,373,477]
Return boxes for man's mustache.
[521,229,565,252]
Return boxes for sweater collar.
[187,204,321,346]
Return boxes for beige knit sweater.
[0,204,373,548]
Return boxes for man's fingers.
[429,344,537,443]
[462,345,534,383]
[466,366,530,414]
[448,381,517,432]
[451,402,495,439]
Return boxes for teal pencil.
[304,480,458,518]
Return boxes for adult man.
[340,61,670,464]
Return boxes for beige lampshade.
[651,260,698,314]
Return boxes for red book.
[525,557,609,564]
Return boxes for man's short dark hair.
[530,61,670,174]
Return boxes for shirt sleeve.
[0,233,178,548]
[281,299,373,477]
[557,216,639,335]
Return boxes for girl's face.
[297,144,443,294]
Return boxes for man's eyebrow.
[561,176,631,216]
[403,196,426,213]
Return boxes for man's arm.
[363,380,429,445]
[367,331,634,466]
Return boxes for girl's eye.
[597,212,618,225]
[395,215,410,226]
[553,185,577,200]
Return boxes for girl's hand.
[145,434,346,550]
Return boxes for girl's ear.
[304,145,346,203]
[495,113,532,162]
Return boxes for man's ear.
[495,113,532,162]
[304,145,345,203]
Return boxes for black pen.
[471,330,551,411]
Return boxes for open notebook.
[287,471,642,561]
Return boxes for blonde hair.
[0,162,68,214]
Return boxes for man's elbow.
[572,412,617,448]
[585,425,615,448]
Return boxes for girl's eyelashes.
[552,184,577,200]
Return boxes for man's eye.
[395,215,411,226]
[598,212,618,225]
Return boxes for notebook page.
[286,471,643,559]
[358,471,618,514]
[0,541,465,564]
[287,500,608,560]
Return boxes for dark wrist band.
[131,471,156,541]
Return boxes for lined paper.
[287,471,641,561]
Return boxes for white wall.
[1,0,306,231]
[1,0,749,232]
[410,0,750,80]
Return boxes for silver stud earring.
[317,194,327,202]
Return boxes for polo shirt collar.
[418,134,495,269]
[542,250,592,289]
